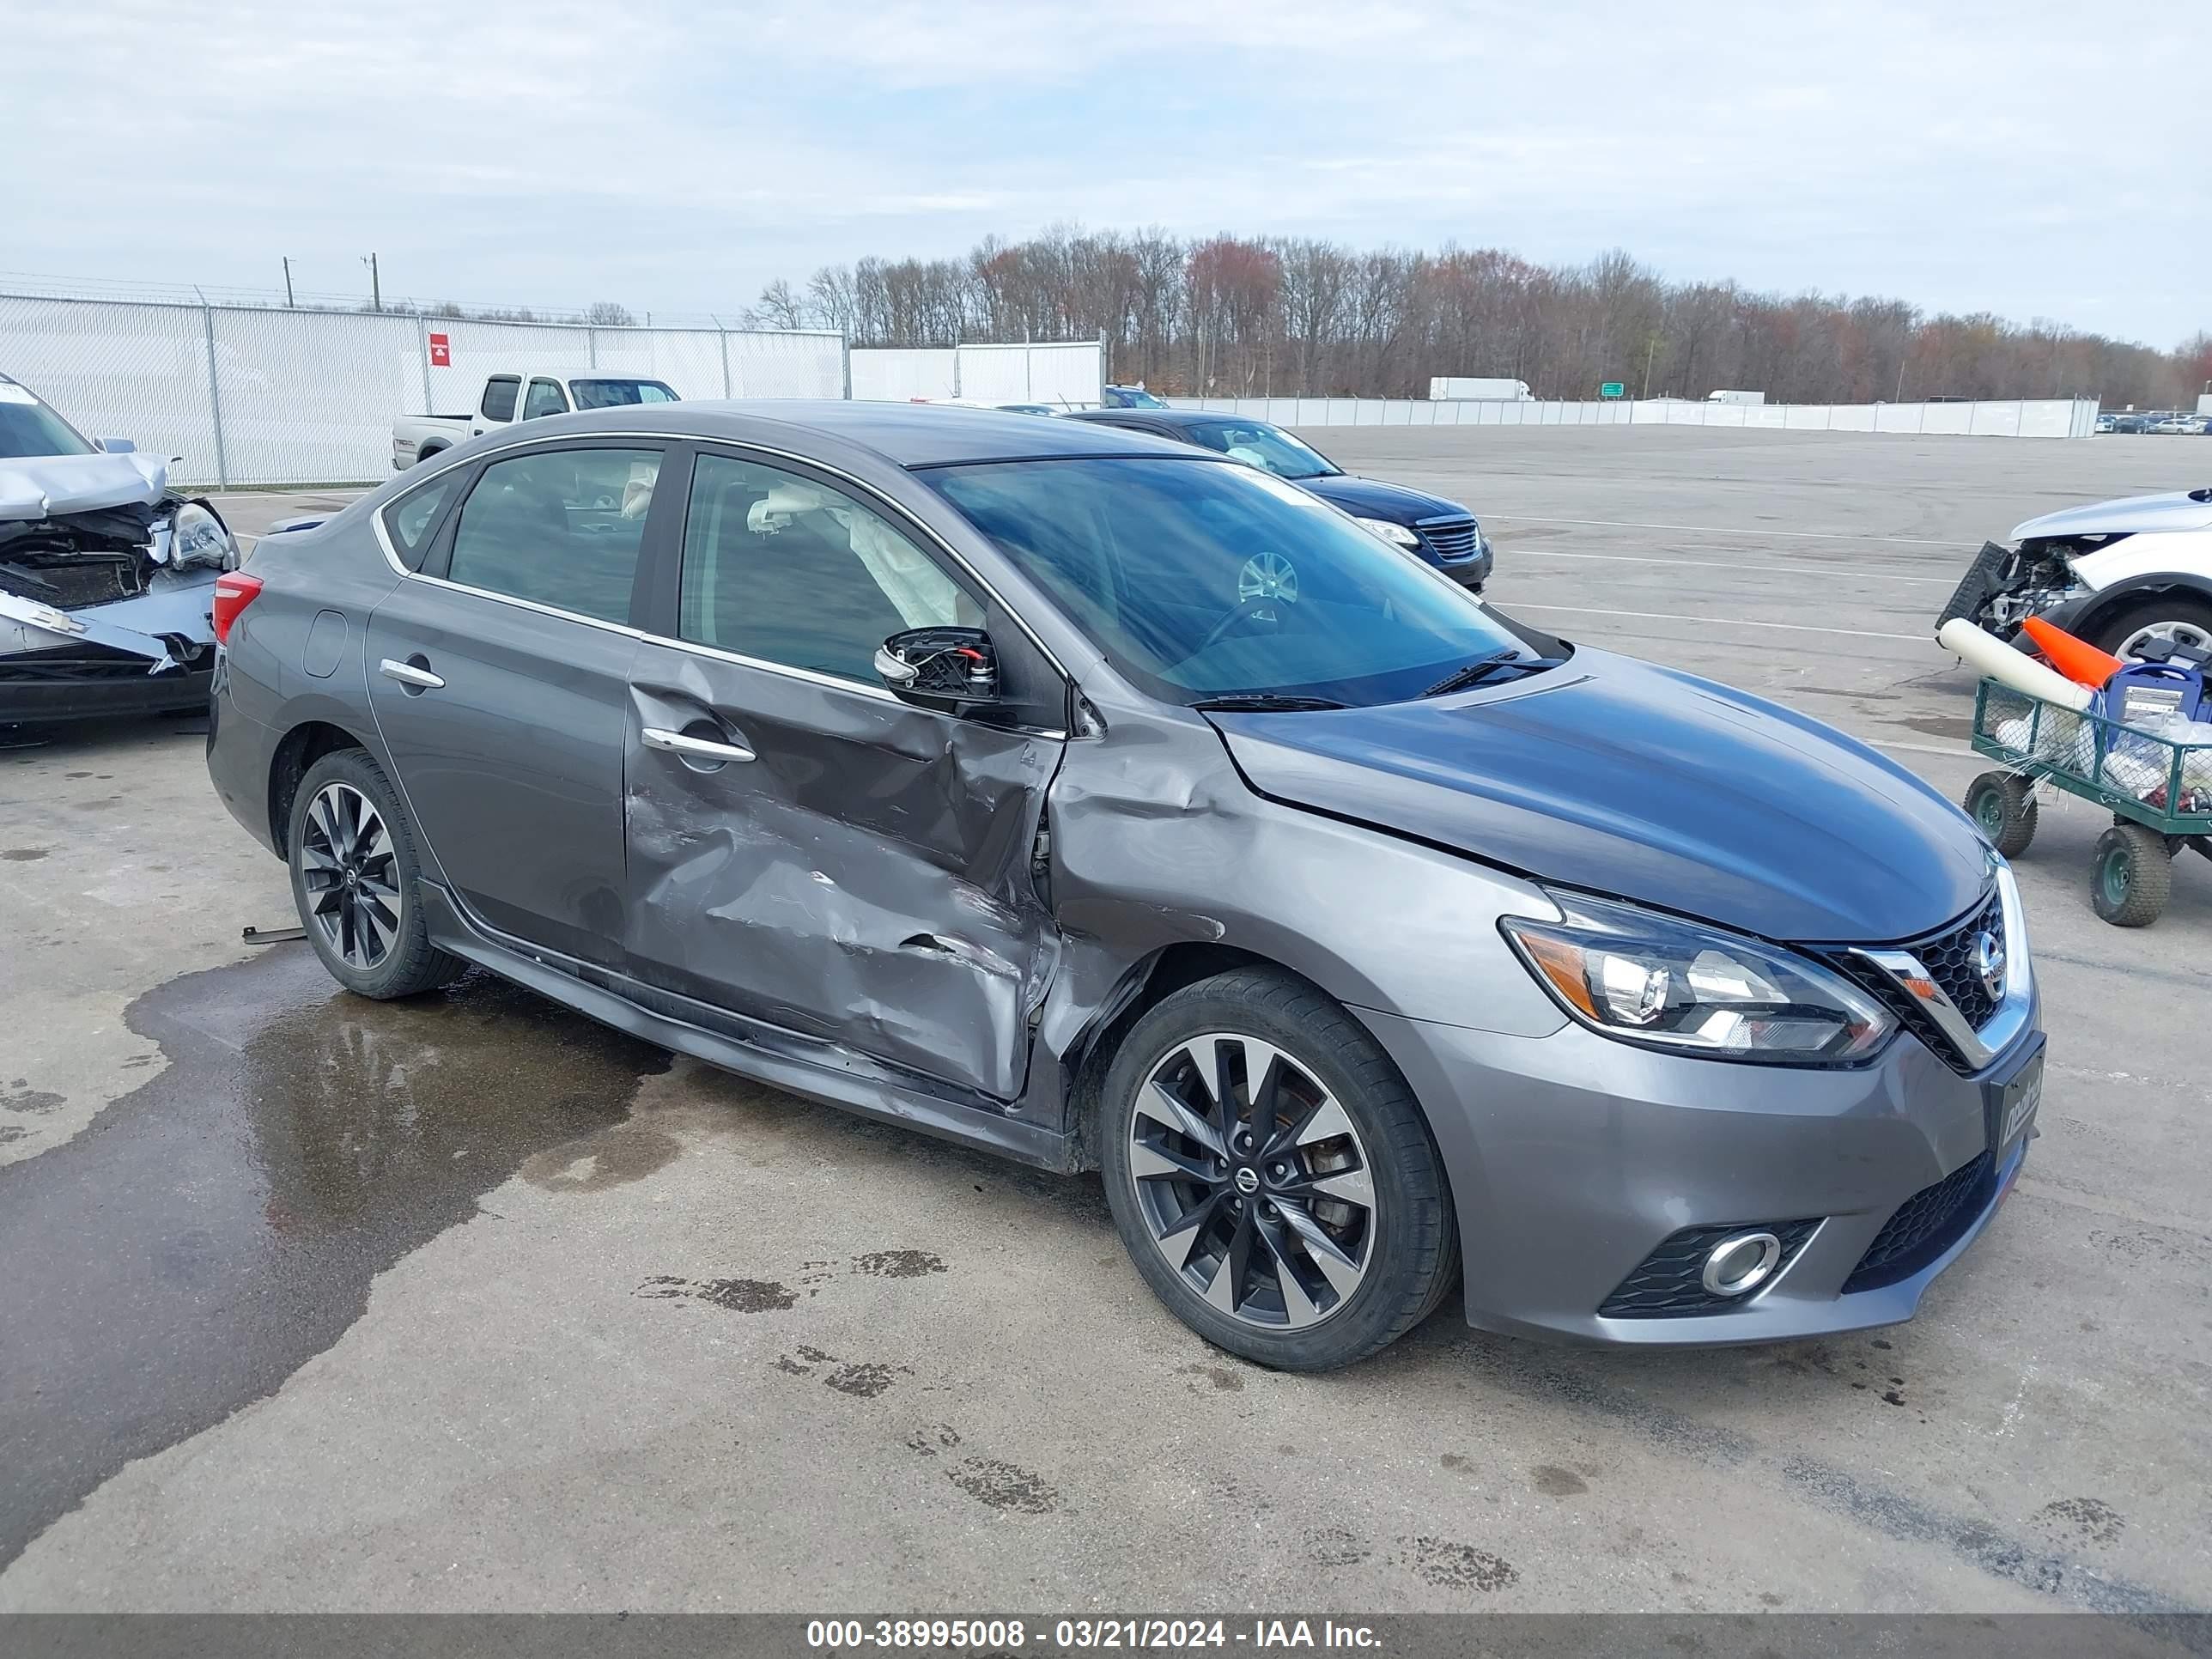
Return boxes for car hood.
[0,453,169,521]
[1302,472,1469,524]
[1209,649,1988,943]
[2012,488,2212,541]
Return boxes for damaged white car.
[1,374,240,724]
[1939,485,2212,659]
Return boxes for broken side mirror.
[873,627,1002,715]
[95,436,136,453]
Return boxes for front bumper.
[1439,546,1492,590]
[1356,997,2041,1346]
[0,660,213,725]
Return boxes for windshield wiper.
[1190,693,1349,713]
[1421,650,1557,697]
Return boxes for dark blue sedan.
[1066,407,1492,589]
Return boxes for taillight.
[211,571,264,645]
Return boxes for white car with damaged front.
[1936,484,2212,659]
[0,374,240,723]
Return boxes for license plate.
[1984,1041,2045,1158]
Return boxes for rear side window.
[677,452,978,683]
[521,379,568,420]
[479,376,520,422]
[446,446,662,625]
[380,471,462,566]
[571,379,678,409]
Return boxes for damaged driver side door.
[621,446,1067,1102]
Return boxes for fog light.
[1700,1231,1783,1298]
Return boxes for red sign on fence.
[428,332,452,368]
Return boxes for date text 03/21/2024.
[804,1619,1383,1650]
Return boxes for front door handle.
[380,657,444,690]
[641,726,755,763]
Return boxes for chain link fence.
[0,293,849,488]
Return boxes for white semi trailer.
[1428,377,1534,401]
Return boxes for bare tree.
[777,226,2206,407]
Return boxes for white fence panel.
[951,345,1033,404]
[957,342,1101,406]
[726,329,845,398]
[586,329,726,398]
[0,296,225,485]
[1164,393,2096,441]
[1970,402,2024,438]
[848,348,955,402]
[212,308,420,486]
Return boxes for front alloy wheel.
[1129,1034,1376,1329]
[300,781,402,970]
[1099,968,1458,1370]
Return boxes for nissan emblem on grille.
[1972,930,2005,1004]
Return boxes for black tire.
[2089,823,2171,927]
[1097,967,1458,1371]
[416,444,447,467]
[2087,595,2212,661]
[1964,770,2038,858]
[287,746,467,997]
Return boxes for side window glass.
[380,470,461,567]
[447,447,662,624]
[678,453,980,683]
[480,376,520,422]
[522,379,568,420]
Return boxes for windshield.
[568,379,679,410]
[0,382,97,459]
[1182,420,1336,481]
[1109,387,1168,408]
[927,457,1545,708]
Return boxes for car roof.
[1066,407,1255,432]
[513,398,1209,468]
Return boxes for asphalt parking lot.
[1,428,2206,1616]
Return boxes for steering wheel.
[1196,595,1284,654]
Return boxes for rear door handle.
[641,726,755,763]
[379,657,444,690]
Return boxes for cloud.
[3,1,2205,343]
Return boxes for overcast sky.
[8,2,2207,345]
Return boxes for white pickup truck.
[392,371,680,469]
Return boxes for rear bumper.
[1355,998,2040,1346]
[204,664,286,854]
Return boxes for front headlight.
[1354,516,1421,550]
[169,501,239,571]
[1500,891,1895,1065]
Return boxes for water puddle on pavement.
[0,945,669,1568]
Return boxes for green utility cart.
[1965,679,2212,927]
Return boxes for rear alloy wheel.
[300,781,402,971]
[1099,968,1457,1370]
[287,747,467,999]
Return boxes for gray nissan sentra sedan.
[205,402,2045,1370]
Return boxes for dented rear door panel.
[623,642,1063,1101]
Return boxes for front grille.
[3,554,143,608]
[1598,1217,1821,1318]
[1417,517,1481,562]
[1842,1152,1994,1292]
[1822,886,2006,1074]
[1920,889,2005,1029]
